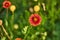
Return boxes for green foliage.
[0,0,60,40]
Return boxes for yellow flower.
[34,5,40,12]
[10,5,16,12]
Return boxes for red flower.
[15,38,22,40]
[29,14,42,26]
[3,1,11,8]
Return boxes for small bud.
[42,36,46,40]
[44,32,47,36]
[34,0,38,2]
[29,7,33,13]
[14,24,19,29]
[0,20,3,26]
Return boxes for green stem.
[11,12,14,30]
[1,25,11,40]
[6,8,8,19]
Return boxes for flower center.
[5,3,9,7]
[34,17,38,22]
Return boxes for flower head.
[29,14,42,26]
[3,1,11,8]
[15,38,22,40]
[10,5,16,12]
[34,5,40,12]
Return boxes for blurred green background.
[0,0,60,40]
